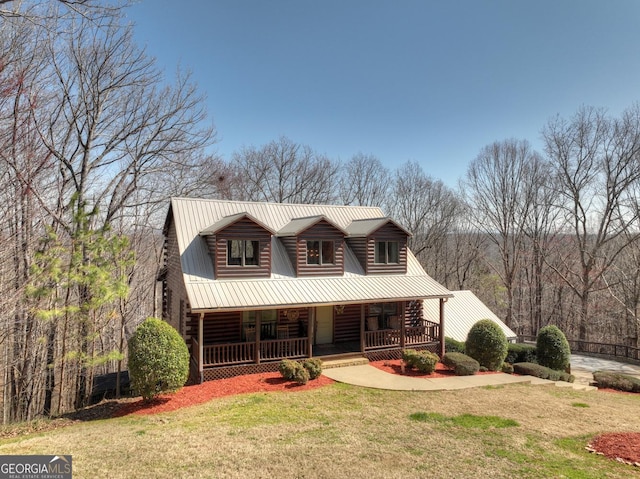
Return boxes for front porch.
[189,299,446,382]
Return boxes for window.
[367,302,399,330]
[306,240,335,265]
[227,239,259,266]
[375,241,399,264]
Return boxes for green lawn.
[1,382,638,478]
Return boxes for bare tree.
[0,4,216,421]
[229,136,339,204]
[543,105,640,342]
[389,161,460,280]
[463,139,539,330]
[338,153,391,206]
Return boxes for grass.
[0,382,639,478]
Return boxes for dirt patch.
[588,432,640,466]
[115,372,334,417]
[370,359,501,377]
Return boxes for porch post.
[400,301,406,349]
[255,311,261,364]
[198,313,204,381]
[360,304,366,352]
[439,298,446,357]
[307,307,313,358]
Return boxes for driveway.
[570,354,640,385]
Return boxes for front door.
[315,306,334,344]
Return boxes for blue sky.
[126,0,640,188]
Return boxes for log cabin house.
[160,197,453,382]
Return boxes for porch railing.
[518,335,640,363]
[364,322,440,350]
[202,338,308,367]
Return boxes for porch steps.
[320,354,370,369]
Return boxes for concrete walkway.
[322,364,538,391]
[322,353,640,392]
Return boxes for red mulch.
[115,373,334,417]
[370,359,501,378]
[588,432,640,466]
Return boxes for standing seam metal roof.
[169,197,452,311]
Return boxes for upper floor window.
[227,239,259,266]
[375,241,399,264]
[306,240,335,265]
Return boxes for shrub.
[293,366,310,385]
[445,336,465,353]
[303,359,323,380]
[278,359,300,380]
[501,362,514,374]
[402,349,439,374]
[465,319,508,371]
[513,362,574,383]
[441,352,480,376]
[128,317,190,401]
[536,325,571,371]
[505,343,537,364]
[592,371,640,393]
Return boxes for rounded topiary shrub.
[464,319,508,371]
[128,317,190,401]
[445,336,465,354]
[536,325,570,371]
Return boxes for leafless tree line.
[0,2,215,423]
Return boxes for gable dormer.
[277,215,346,277]
[199,212,274,279]
[346,218,410,274]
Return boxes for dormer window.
[306,240,335,265]
[227,239,260,266]
[375,241,399,264]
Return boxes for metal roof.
[423,290,517,342]
[276,215,347,237]
[169,197,452,311]
[345,217,412,237]
[199,212,275,236]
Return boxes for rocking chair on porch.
[244,325,256,342]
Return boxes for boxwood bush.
[445,336,465,353]
[592,371,640,392]
[505,343,537,364]
[536,325,571,371]
[278,359,300,380]
[513,362,574,383]
[302,358,323,380]
[441,352,480,376]
[465,319,508,371]
[402,349,439,374]
[128,317,190,401]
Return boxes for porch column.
[439,298,446,357]
[400,301,406,349]
[307,307,313,358]
[255,311,261,364]
[198,313,204,381]
[360,304,366,352]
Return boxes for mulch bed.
[370,359,501,377]
[588,432,640,466]
[115,372,334,417]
